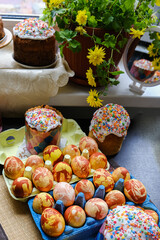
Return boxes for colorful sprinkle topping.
[102,205,160,239]
[134,59,154,71]
[25,108,62,132]
[13,18,55,40]
[89,103,130,142]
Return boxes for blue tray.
[28,176,160,240]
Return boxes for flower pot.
[63,27,130,86]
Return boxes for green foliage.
[42,0,159,100]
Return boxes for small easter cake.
[130,59,155,82]
[98,205,160,239]
[13,18,56,66]
[89,103,130,156]
[25,105,63,155]
[0,17,5,40]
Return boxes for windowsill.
[49,59,160,108]
[2,18,160,112]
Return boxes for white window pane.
[0,0,45,15]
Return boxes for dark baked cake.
[0,17,5,40]
[13,18,56,67]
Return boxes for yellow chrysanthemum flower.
[50,0,64,7]
[152,57,160,70]
[75,26,87,35]
[87,89,103,107]
[156,32,160,40]
[147,43,158,57]
[87,46,106,66]
[130,27,145,39]
[76,10,87,26]
[156,0,160,6]
[86,68,96,87]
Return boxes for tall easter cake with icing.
[13,18,56,66]
[25,105,63,155]
[88,103,130,156]
[0,17,5,40]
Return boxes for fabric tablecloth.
[0,41,74,115]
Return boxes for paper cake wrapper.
[130,59,155,82]
[25,123,62,155]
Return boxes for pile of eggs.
[3,136,109,198]
[3,136,159,237]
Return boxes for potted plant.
[42,0,160,107]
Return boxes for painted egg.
[144,209,159,224]
[93,168,114,192]
[53,182,75,207]
[79,136,98,156]
[11,177,33,198]
[112,167,130,183]
[43,145,63,166]
[4,156,25,180]
[85,198,108,220]
[63,144,80,160]
[41,208,65,237]
[64,205,86,227]
[89,152,108,170]
[52,162,72,183]
[71,156,91,178]
[32,167,53,192]
[75,179,95,200]
[104,190,126,209]
[25,155,44,172]
[32,192,54,214]
[124,179,147,204]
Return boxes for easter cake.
[89,103,130,156]
[130,59,155,82]
[25,105,63,155]
[13,18,56,67]
[0,17,5,40]
[98,205,160,239]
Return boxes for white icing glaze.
[13,18,55,40]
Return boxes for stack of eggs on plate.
[3,135,160,237]
[3,136,108,199]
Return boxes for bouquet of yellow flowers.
[42,0,160,107]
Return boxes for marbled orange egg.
[11,177,33,198]
[85,198,108,220]
[93,168,114,192]
[112,167,130,183]
[63,144,80,160]
[89,152,108,170]
[32,192,54,214]
[75,179,95,200]
[79,136,98,156]
[25,155,44,172]
[43,145,63,166]
[71,156,91,178]
[124,179,147,204]
[52,162,72,183]
[104,190,126,209]
[53,182,75,207]
[144,209,159,224]
[64,205,86,227]
[41,208,65,237]
[4,156,25,180]
[32,167,53,192]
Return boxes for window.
[1,0,45,32]
[0,0,44,15]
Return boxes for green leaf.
[110,70,124,75]
[102,33,116,48]
[68,40,81,52]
